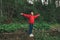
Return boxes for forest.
[0,0,60,40]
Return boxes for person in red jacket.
[21,11,40,37]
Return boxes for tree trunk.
[1,0,3,17]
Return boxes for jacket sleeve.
[34,14,40,19]
[23,14,30,18]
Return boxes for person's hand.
[38,14,40,16]
[21,13,24,15]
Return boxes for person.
[20,11,40,37]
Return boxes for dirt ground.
[0,28,60,40]
[0,28,34,40]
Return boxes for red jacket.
[22,14,40,24]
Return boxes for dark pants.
[29,24,33,34]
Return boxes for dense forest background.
[0,0,60,40]
[0,0,60,24]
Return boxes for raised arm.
[21,13,30,18]
[34,14,40,19]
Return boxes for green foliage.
[34,22,50,30]
[0,23,29,32]
[0,22,50,32]
[0,23,19,32]
[0,23,60,40]
[34,30,60,40]
[0,0,60,23]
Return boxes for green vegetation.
[0,0,60,23]
[0,23,28,32]
[0,22,50,32]
[0,0,60,40]
[0,23,60,40]
[34,31,60,40]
